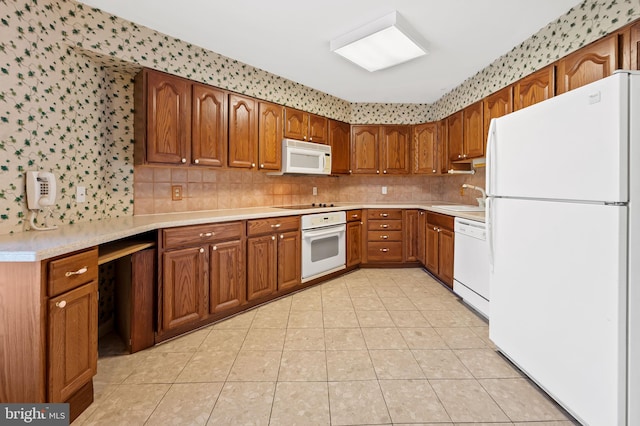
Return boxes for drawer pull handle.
[272,236,276,240]
[213,245,217,251]
[271,224,282,229]
[200,232,215,238]
[65,266,88,277]
[280,234,284,239]
[380,213,388,217]
[199,248,205,253]
[379,248,389,252]
[56,300,67,308]
[351,214,359,219]
[380,235,388,239]
[380,224,389,229]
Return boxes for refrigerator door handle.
[486,118,497,197]
[486,196,495,271]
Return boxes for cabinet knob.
[260,164,264,168]
[194,159,200,164]
[251,163,256,168]
[380,224,388,229]
[349,170,352,174]
[376,170,380,174]
[56,300,67,308]
[200,232,214,238]
[65,266,88,277]
[199,248,205,253]
[360,221,363,225]
[271,223,281,229]
[271,235,276,240]
[420,212,424,215]
[383,170,387,174]
[379,248,389,252]
[182,158,187,163]
[433,226,438,231]
[309,137,313,141]
[463,154,467,158]
[280,234,284,239]
[303,136,307,141]
[380,213,388,217]
[457,154,462,159]
[432,169,436,173]
[213,245,217,251]
[380,235,388,239]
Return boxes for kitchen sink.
[431,205,485,212]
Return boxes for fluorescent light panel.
[330,11,428,72]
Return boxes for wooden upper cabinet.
[284,107,328,143]
[631,21,640,70]
[329,120,351,174]
[228,94,258,169]
[143,70,191,164]
[483,86,513,140]
[557,34,618,94]
[463,101,484,159]
[447,111,464,162]
[257,101,283,171]
[351,125,380,174]
[437,119,449,174]
[380,125,410,174]
[192,83,226,167]
[308,114,328,143]
[413,122,438,174]
[514,65,555,111]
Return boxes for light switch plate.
[381,186,387,195]
[76,186,86,203]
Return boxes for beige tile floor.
[74,268,578,426]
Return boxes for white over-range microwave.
[268,139,331,175]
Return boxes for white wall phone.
[26,171,58,230]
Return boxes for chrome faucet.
[462,184,486,207]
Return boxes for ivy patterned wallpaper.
[0,0,638,234]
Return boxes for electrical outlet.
[171,185,183,201]
[381,186,388,195]
[312,186,318,196]
[76,186,86,203]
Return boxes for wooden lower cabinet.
[425,212,455,288]
[48,280,98,403]
[403,210,420,262]
[417,211,427,265]
[277,230,301,291]
[209,240,246,314]
[364,209,404,264]
[161,246,207,332]
[247,234,278,300]
[346,220,362,267]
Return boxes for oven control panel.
[301,211,346,229]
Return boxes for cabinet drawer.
[367,242,403,262]
[426,212,454,231]
[367,209,402,220]
[368,230,403,241]
[162,221,244,249]
[368,220,402,231]
[48,247,99,297]
[247,215,299,236]
[346,210,362,222]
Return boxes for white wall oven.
[301,211,346,282]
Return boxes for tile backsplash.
[1,0,638,234]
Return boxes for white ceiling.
[77,0,583,104]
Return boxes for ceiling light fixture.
[330,11,428,72]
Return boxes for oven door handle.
[302,226,346,239]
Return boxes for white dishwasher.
[453,217,490,319]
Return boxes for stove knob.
[312,203,316,207]
[330,203,334,207]
[322,203,327,207]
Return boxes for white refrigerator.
[486,71,639,426]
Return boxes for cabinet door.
[210,240,246,314]
[514,65,555,111]
[346,220,362,267]
[403,210,419,262]
[247,234,277,301]
[308,114,328,143]
[483,86,512,139]
[161,247,207,332]
[632,22,640,70]
[380,125,410,174]
[277,231,301,291]
[557,34,618,94]
[329,120,351,174]
[413,122,438,174]
[437,119,449,174]
[425,225,439,273]
[351,125,380,174]
[146,70,191,164]
[228,94,258,168]
[417,211,427,265]
[447,111,464,162]
[463,101,484,159]
[284,107,308,141]
[258,101,283,171]
[192,83,226,167]
[48,281,98,402]
[438,229,455,288]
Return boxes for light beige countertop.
[0,203,484,262]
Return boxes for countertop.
[0,203,485,262]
